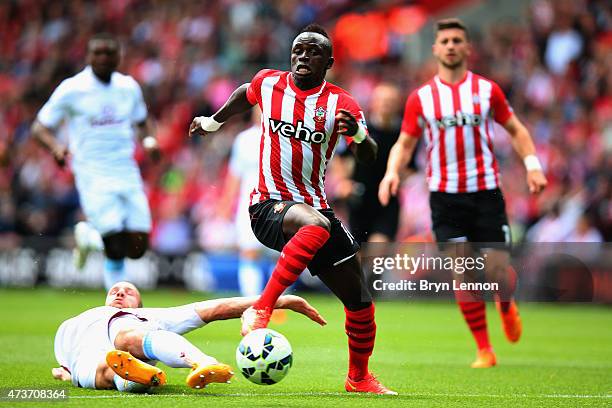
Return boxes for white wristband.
[197,116,224,132]
[523,155,542,171]
[352,123,367,144]
[142,136,157,149]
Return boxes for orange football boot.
[106,350,167,386]
[497,300,522,343]
[345,373,398,395]
[470,348,497,368]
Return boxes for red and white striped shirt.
[401,71,513,193]
[246,69,367,209]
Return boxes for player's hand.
[51,367,71,382]
[280,295,327,326]
[527,170,547,194]
[51,145,69,167]
[335,108,358,136]
[189,117,211,138]
[143,137,162,162]
[378,172,400,206]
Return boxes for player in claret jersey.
[379,18,547,368]
[190,24,396,395]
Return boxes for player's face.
[87,39,120,81]
[290,33,333,89]
[433,28,470,69]
[105,282,141,309]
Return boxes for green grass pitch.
[0,288,610,407]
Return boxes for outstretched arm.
[189,84,253,137]
[195,295,326,326]
[378,131,418,206]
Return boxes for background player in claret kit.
[190,24,396,395]
[30,33,160,289]
[379,18,547,368]
[52,281,324,392]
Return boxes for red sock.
[254,225,329,310]
[497,265,518,313]
[456,300,490,350]
[345,303,376,381]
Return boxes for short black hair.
[435,18,469,40]
[297,23,332,55]
[299,23,330,39]
[88,32,119,50]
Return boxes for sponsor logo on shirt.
[435,112,483,129]
[90,105,124,127]
[269,118,326,144]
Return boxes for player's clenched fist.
[189,116,223,137]
[378,172,400,207]
[335,108,358,136]
[527,169,547,194]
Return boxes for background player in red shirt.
[190,24,395,395]
[379,18,547,368]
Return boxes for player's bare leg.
[111,327,233,388]
[241,203,330,335]
[483,249,521,343]
[318,256,397,395]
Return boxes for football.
[235,329,293,385]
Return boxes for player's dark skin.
[189,31,376,310]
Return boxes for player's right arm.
[30,80,71,166]
[378,90,422,206]
[189,69,276,137]
[31,120,69,166]
[194,295,326,326]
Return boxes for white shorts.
[78,187,152,236]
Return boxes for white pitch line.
[69,392,612,399]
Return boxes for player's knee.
[305,212,331,232]
[113,329,145,354]
[103,234,126,260]
[126,233,148,259]
[344,300,373,312]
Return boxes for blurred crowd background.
[1,0,611,261]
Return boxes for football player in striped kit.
[380,18,547,368]
[190,24,396,395]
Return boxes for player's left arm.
[500,114,547,194]
[194,295,326,326]
[491,82,547,194]
[135,117,160,161]
[336,97,377,163]
[131,78,160,161]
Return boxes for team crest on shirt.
[313,106,326,123]
[273,202,286,214]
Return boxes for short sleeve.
[490,81,513,124]
[37,80,72,128]
[130,78,148,123]
[336,94,368,145]
[246,69,276,105]
[400,90,423,137]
